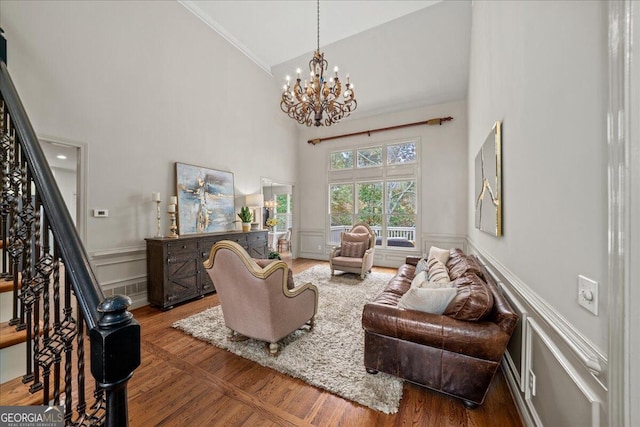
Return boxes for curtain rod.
[307,116,453,145]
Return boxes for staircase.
[0,36,140,426]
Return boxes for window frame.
[327,139,420,250]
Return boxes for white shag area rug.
[172,265,403,414]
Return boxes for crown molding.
[178,0,273,76]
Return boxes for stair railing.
[1,56,140,425]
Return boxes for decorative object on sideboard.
[245,193,264,229]
[151,192,163,238]
[175,162,235,235]
[474,121,502,236]
[238,206,252,232]
[266,217,279,231]
[167,196,179,238]
[280,0,356,127]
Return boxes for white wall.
[1,1,298,253]
[297,100,468,265]
[468,0,607,354]
[468,1,608,425]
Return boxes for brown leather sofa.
[361,249,518,408]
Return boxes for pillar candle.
[169,196,177,205]
[168,204,176,213]
[152,192,161,202]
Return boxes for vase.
[242,222,251,232]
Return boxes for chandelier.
[280,0,357,127]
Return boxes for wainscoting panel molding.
[527,319,601,427]
[298,229,326,259]
[467,239,607,427]
[90,246,148,309]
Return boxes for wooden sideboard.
[146,230,268,310]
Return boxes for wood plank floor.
[126,258,524,426]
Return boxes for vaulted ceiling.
[180,0,471,117]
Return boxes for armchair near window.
[329,223,376,279]
[204,240,318,355]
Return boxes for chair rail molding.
[467,240,606,380]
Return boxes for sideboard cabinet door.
[146,230,268,310]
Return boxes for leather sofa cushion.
[444,273,494,321]
[446,248,485,281]
[254,259,295,290]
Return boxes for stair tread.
[0,321,27,349]
[0,274,21,294]
[0,376,52,406]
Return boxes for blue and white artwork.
[175,162,235,234]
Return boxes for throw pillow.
[414,258,429,276]
[410,271,427,289]
[444,273,494,321]
[428,246,450,265]
[341,241,366,258]
[423,280,454,289]
[253,258,295,290]
[427,257,450,283]
[342,232,370,244]
[398,287,458,315]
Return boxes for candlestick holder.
[168,210,179,238]
[155,199,163,238]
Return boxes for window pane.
[386,180,416,247]
[329,184,354,244]
[357,147,382,168]
[387,142,417,165]
[330,150,353,170]
[357,182,383,245]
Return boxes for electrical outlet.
[528,370,536,396]
[578,275,598,315]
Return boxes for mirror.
[261,178,294,247]
[474,121,502,236]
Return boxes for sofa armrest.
[405,256,421,266]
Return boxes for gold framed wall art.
[474,121,502,236]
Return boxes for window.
[387,142,417,165]
[274,193,292,232]
[330,150,353,170]
[328,141,418,248]
[357,147,382,168]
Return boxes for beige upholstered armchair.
[329,223,376,279]
[204,240,318,356]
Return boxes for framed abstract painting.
[175,162,235,235]
[474,121,502,236]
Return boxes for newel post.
[90,295,141,427]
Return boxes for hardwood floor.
[126,258,524,426]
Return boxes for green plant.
[237,206,252,223]
[268,251,281,260]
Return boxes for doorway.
[39,139,86,242]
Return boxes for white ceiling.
[180,0,471,118]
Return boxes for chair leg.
[331,269,335,276]
[308,317,315,331]
[269,342,279,356]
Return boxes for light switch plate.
[578,275,598,315]
[93,209,109,218]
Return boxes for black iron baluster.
[52,243,62,406]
